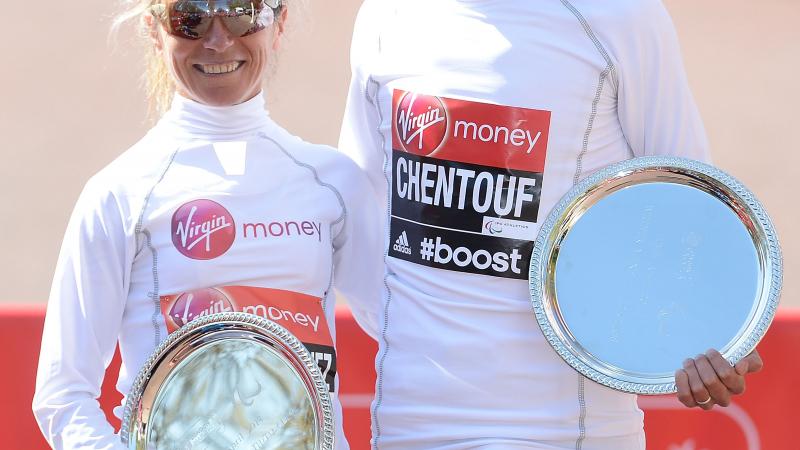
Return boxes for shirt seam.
[133,146,181,349]
[559,1,616,446]
[367,72,395,450]
[258,133,347,311]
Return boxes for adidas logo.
[393,231,412,255]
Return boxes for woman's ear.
[272,7,288,51]
[143,10,164,52]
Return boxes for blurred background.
[0,0,797,305]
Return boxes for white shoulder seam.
[256,133,347,232]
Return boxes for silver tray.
[121,312,334,449]
[529,156,782,394]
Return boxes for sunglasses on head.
[151,0,283,40]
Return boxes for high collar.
[155,93,273,141]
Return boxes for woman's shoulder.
[265,131,371,199]
[100,129,179,181]
[80,129,181,210]
[265,129,362,174]
[568,0,672,34]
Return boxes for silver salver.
[121,312,334,449]
[529,156,782,395]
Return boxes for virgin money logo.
[172,199,235,260]
[168,288,234,328]
[395,92,449,156]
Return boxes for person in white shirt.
[32,1,381,448]
[339,1,763,449]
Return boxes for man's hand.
[674,349,763,409]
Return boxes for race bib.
[160,286,337,392]
[390,90,551,279]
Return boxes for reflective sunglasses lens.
[165,1,272,39]
[225,7,274,37]
[167,1,211,39]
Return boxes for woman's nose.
[203,17,235,52]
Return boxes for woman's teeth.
[199,62,241,74]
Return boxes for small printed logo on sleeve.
[171,199,236,260]
[393,231,412,255]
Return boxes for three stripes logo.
[393,231,412,255]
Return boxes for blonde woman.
[32,1,380,448]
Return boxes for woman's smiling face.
[150,1,286,106]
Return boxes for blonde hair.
[112,0,302,118]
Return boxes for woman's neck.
[157,92,272,141]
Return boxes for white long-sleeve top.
[33,93,382,449]
[339,0,710,449]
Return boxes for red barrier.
[640,309,800,450]
[2,305,797,450]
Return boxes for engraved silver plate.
[121,312,334,449]
[529,156,782,394]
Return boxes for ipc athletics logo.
[171,199,236,260]
[395,92,449,156]
[484,221,503,235]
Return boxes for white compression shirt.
[340,1,711,449]
[33,93,382,449]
